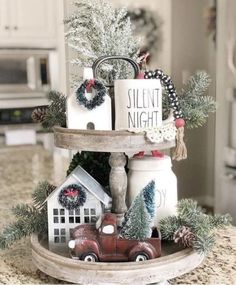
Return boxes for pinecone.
[31,107,48,123]
[173,226,195,248]
[45,184,56,197]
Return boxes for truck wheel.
[81,253,98,262]
[132,252,149,262]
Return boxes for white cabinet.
[0,0,57,47]
[0,0,10,37]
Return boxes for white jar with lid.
[127,155,177,226]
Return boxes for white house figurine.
[67,68,112,130]
[45,165,112,251]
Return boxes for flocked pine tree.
[120,195,152,240]
[64,0,140,86]
[142,180,156,219]
[120,180,156,239]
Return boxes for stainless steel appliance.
[0,48,55,124]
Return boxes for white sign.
[67,68,112,131]
[115,79,162,130]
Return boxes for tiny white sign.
[115,79,162,130]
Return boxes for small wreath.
[76,79,107,110]
[144,69,183,120]
[58,184,86,210]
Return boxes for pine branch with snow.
[65,0,141,86]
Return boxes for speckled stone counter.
[0,146,235,285]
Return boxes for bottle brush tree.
[120,180,156,239]
[120,195,152,240]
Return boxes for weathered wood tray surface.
[54,126,175,152]
[31,234,204,285]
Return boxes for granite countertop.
[0,145,235,285]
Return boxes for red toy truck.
[68,213,161,262]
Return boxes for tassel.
[172,119,187,161]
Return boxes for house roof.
[45,165,112,207]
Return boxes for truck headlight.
[68,240,76,249]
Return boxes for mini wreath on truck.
[58,184,86,210]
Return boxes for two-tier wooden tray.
[30,127,204,285]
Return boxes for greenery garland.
[76,80,107,110]
[0,181,55,249]
[66,151,112,187]
[159,199,232,255]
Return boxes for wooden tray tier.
[31,234,204,285]
[53,126,175,152]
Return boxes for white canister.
[127,155,177,226]
[114,79,162,131]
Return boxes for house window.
[69,209,81,224]
[69,210,74,215]
[90,208,97,223]
[54,217,59,223]
[84,216,90,223]
[91,208,96,215]
[53,208,65,224]
[53,209,58,215]
[84,208,89,215]
[84,208,90,223]
[69,217,74,223]
[54,229,59,235]
[91,216,97,223]
[54,236,60,243]
[69,228,74,237]
[54,228,66,243]
[60,228,66,243]
[75,216,80,223]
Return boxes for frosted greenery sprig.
[64,0,141,86]
[159,199,232,255]
[0,181,55,249]
[41,90,66,130]
[162,71,216,129]
[178,71,216,129]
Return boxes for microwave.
[0,48,53,99]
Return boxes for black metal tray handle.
[92,55,140,87]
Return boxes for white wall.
[170,0,215,205]
[112,0,172,74]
